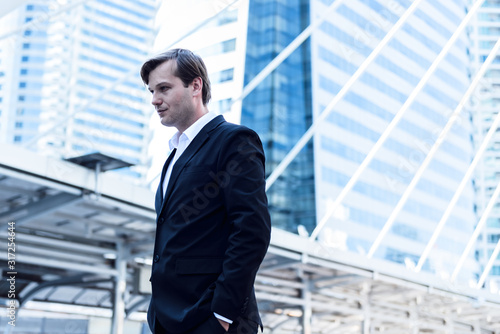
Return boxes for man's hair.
[140,48,211,105]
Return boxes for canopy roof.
[1,143,500,333]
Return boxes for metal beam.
[111,244,126,334]
[256,291,364,315]
[302,280,312,334]
[416,88,500,272]
[0,252,117,276]
[53,212,153,237]
[0,192,81,223]
[266,0,424,197]
[368,29,500,260]
[125,297,150,318]
[0,230,114,254]
[0,243,105,265]
[477,239,500,288]
[80,201,156,222]
[19,274,113,306]
[234,0,345,106]
[453,178,500,282]
[309,0,486,241]
[0,166,81,195]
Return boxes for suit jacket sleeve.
[211,127,271,320]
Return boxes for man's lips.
[157,109,167,115]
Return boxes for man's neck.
[178,108,209,134]
[180,110,210,134]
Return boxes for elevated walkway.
[1,144,500,333]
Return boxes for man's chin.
[160,119,173,127]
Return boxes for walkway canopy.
[2,143,500,333]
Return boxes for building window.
[19,82,26,88]
[22,43,30,49]
[198,39,236,58]
[217,9,238,25]
[18,96,25,101]
[15,122,23,128]
[488,234,500,243]
[217,98,232,113]
[21,56,29,62]
[25,17,32,23]
[26,4,34,11]
[20,69,27,75]
[24,30,31,36]
[491,266,500,276]
[211,68,234,83]
[14,136,22,142]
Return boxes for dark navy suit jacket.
[148,115,271,333]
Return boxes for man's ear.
[191,77,203,97]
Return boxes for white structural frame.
[309,0,486,241]
[233,0,345,106]
[451,37,500,281]
[3,144,500,333]
[479,233,500,288]
[369,35,500,260]
[265,0,425,196]
[415,81,500,272]
[21,0,241,148]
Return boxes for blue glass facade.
[243,0,477,277]
[311,0,476,275]
[242,0,316,233]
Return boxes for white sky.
[146,0,236,188]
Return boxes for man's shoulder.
[211,118,257,137]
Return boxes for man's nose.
[151,93,161,106]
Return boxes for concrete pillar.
[299,269,312,334]
[111,244,126,334]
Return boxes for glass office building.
[242,0,478,280]
[471,0,500,286]
[0,0,158,182]
[0,3,50,145]
[148,0,250,186]
[242,0,316,233]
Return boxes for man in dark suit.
[140,49,271,334]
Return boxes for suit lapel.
[155,148,177,215]
[160,116,225,214]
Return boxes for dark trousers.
[154,315,259,334]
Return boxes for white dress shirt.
[162,112,217,196]
[160,111,232,325]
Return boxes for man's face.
[148,60,195,132]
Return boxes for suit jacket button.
[154,255,160,263]
[159,217,165,224]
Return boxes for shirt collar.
[169,112,217,150]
